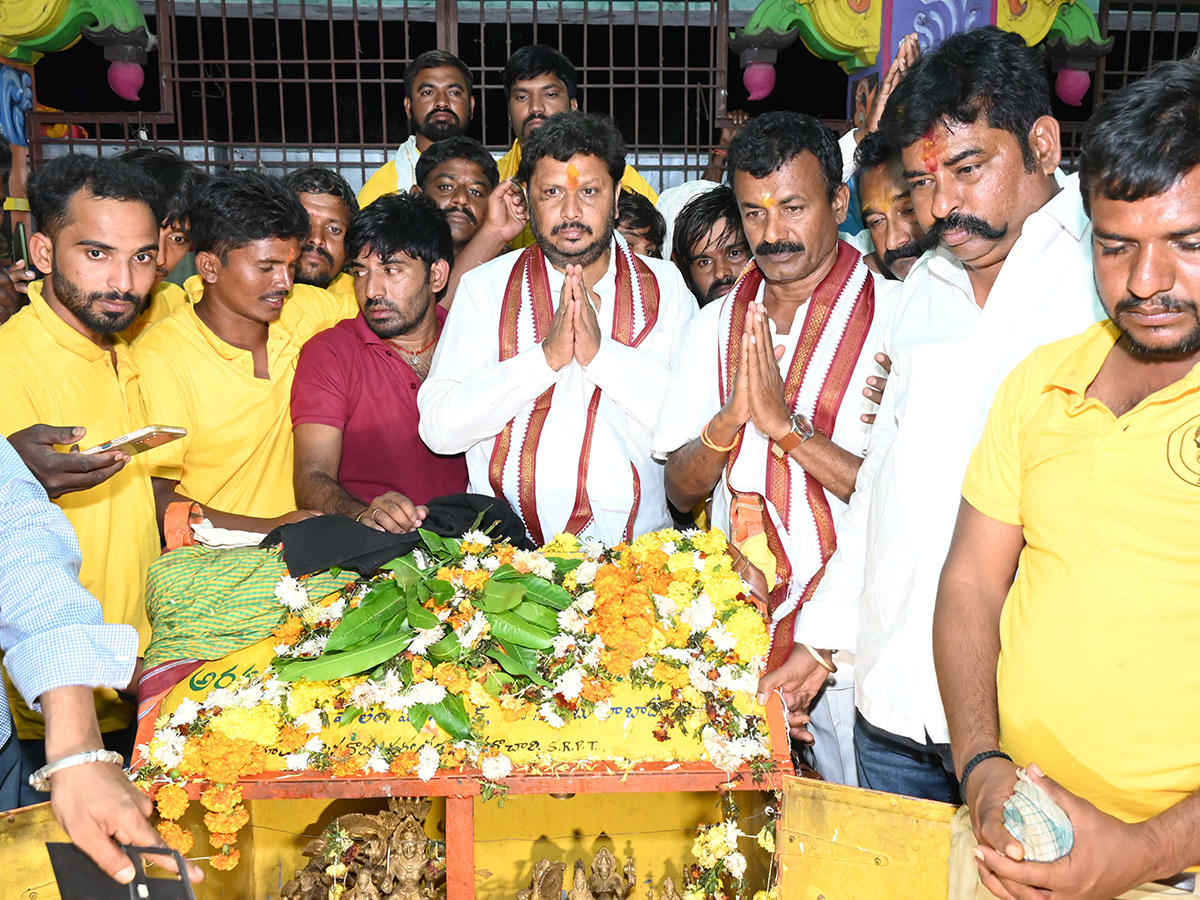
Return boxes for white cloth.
[795,173,1106,745]
[803,655,859,786]
[656,180,722,262]
[419,234,697,544]
[839,129,860,183]
[652,268,898,588]
[391,135,422,193]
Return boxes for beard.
[531,209,616,271]
[520,113,550,138]
[294,243,336,288]
[412,109,465,142]
[925,212,1008,246]
[362,286,435,339]
[700,275,736,306]
[50,257,147,334]
[1114,294,1200,360]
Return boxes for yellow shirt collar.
[25,280,127,363]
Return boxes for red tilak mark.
[920,128,940,173]
[566,162,580,191]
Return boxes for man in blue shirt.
[0,436,202,886]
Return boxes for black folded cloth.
[260,493,535,577]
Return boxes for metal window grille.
[29,0,732,195]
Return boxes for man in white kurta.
[419,112,695,546]
[654,112,898,785]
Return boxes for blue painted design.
[0,67,33,147]
[907,0,987,52]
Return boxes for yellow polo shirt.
[358,159,399,208]
[963,320,1200,824]
[121,280,189,344]
[327,272,359,313]
[496,139,659,249]
[0,283,159,735]
[135,276,353,518]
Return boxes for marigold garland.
[155,783,190,820]
[157,820,194,855]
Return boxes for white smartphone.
[81,425,187,455]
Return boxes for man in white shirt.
[358,51,476,208]
[419,112,695,545]
[758,26,1105,802]
[654,112,896,785]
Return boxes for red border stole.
[488,243,660,544]
[720,243,875,669]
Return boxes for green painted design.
[1044,0,1105,47]
[11,0,148,57]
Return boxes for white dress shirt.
[391,135,421,193]
[419,236,697,544]
[795,173,1106,745]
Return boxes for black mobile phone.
[11,222,43,276]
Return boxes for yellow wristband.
[700,420,739,453]
[801,643,836,673]
[3,198,30,212]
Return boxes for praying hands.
[541,264,602,370]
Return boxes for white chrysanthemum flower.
[717,665,759,696]
[690,551,706,572]
[581,636,603,668]
[557,606,588,634]
[581,536,605,559]
[462,555,479,571]
[480,753,513,781]
[462,530,492,547]
[552,633,577,657]
[709,622,738,653]
[285,751,311,771]
[408,681,448,706]
[661,541,678,556]
[316,598,346,624]
[538,703,565,728]
[293,709,324,734]
[653,593,677,619]
[168,698,201,728]
[575,560,599,585]
[480,555,501,572]
[680,593,715,634]
[294,634,329,658]
[553,668,585,701]
[700,726,769,772]
[724,851,747,880]
[365,746,390,774]
[689,660,716,695]
[409,625,446,656]
[574,591,596,614]
[416,745,440,781]
[274,642,292,657]
[534,558,555,581]
[658,647,694,664]
[148,732,186,769]
[202,687,240,710]
[274,575,310,611]
[455,611,490,652]
[304,735,325,753]
[592,699,612,721]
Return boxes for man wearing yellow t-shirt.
[498,45,657,249]
[137,171,352,529]
[0,155,163,762]
[935,60,1200,898]
[114,147,209,342]
[357,51,476,208]
[283,166,359,316]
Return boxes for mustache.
[1115,294,1198,315]
[883,241,927,266]
[755,240,805,257]
[552,220,593,236]
[364,297,399,313]
[445,206,477,226]
[926,212,1008,244]
[424,108,459,125]
[522,113,548,131]
[300,243,335,267]
[91,290,141,306]
[705,277,736,302]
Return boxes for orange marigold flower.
[580,679,611,703]
[272,615,305,645]
[412,657,434,683]
[440,744,468,768]
[389,751,419,776]
[493,545,515,565]
[200,783,242,813]
[210,849,241,871]
[157,821,194,855]
[155,783,190,820]
[433,663,472,695]
[208,832,239,849]
[275,724,309,754]
[204,804,250,834]
[178,742,204,778]
[653,661,689,689]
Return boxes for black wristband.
[958,750,1012,802]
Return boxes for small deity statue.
[568,859,595,900]
[387,816,429,900]
[519,859,565,900]
[624,856,636,893]
[645,887,655,900]
[661,877,681,900]
[588,848,628,900]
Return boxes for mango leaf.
[416,581,432,603]
[381,554,424,588]
[511,600,560,632]
[481,669,515,698]
[418,529,459,557]
[407,703,431,733]
[490,564,521,582]
[406,594,441,630]
[552,557,584,575]
[500,639,541,670]
[427,631,462,662]
[515,576,574,611]
[324,580,403,652]
[273,633,413,682]
[339,705,364,729]
[428,579,455,604]
[476,580,526,613]
[488,611,555,649]
[486,644,550,687]
[428,694,472,741]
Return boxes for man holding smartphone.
[0,154,163,785]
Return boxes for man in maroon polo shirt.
[291,192,467,532]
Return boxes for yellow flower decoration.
[155,783,190,820]
[210,705,281,747]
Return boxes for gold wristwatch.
[771,413,815,458]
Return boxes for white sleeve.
[418,270,563,454]
[651,302,723,460]
[585,281,695,432]
[839,128,860,183]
